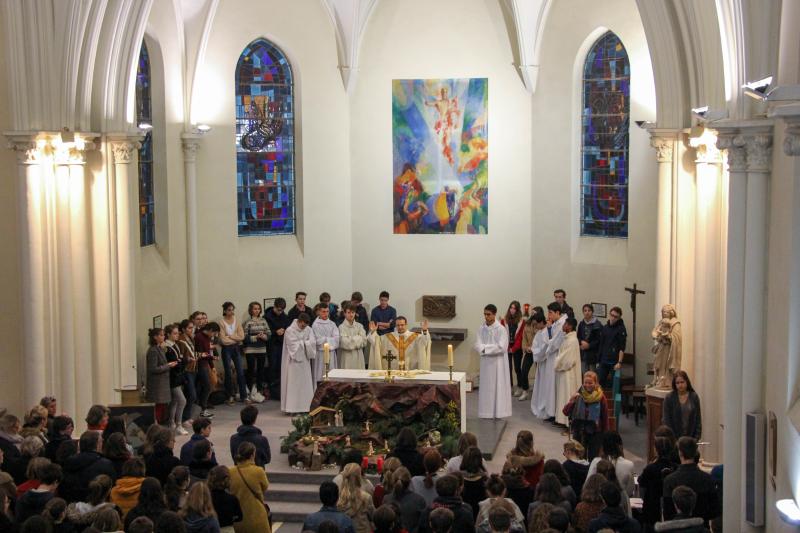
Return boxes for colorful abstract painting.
[392,78,488,234]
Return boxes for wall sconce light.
[635,120,655,129]
[776,499,800,526]
[195,124,212,133]
[742,76,800,102]
[691,106,728,123]
[61,127,75,144]
[137,122,153,131]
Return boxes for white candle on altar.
[448,344,454,367]
[323,343,330,364]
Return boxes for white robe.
[280,320,317,413]
[530,327,555,418]
[554,331,583,425]
[368,330,431,370]
[338,320,368,370]
[475,320,512,419]
[311,318,340,385]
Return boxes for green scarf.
[580,386,604,403]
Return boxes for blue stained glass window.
[580,31,629,238]
[136,41,155,246]
[235,39,295,236]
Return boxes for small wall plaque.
[152,315,162,329]
[423,295,456,318]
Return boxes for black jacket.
[6,454,32,485]
[638,456,677,525]
[124,503,167,531]
[229,425,271,467]
[578,319,603,365]
[145,445,182,486]
[418,496,475,533]
[387,447,425,477]
[599,319,628,364]
[60,451,117,503]
[211,488,243,527]
[15,489,54,523]
[0,436,21,470]
[588,506,642,533]
[662,391,702,439]
[189,459,216,484]
[45,434,72,463]
[662,464,719,524]
[562,459,590,500]
[265,308,292,357]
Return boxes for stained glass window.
[580,31,629,238]
[135,41,155,246]
[235,39,295,236]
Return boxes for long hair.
[134,477,167,515]
[600,431,624,460]
[86,475,113,506]
[423,449,443,489]
[395,427,417,450]
[180,482,216,519]
[235,441,256,464]
[672,370,695,393]
[512,430,534,457]
[102,433,130,462]
[381,457,402,490]
[165,466,190,512]
[91,506,122,531]
[392,467,412,499]
[504,301,522,326]
[543,459,571,487]
[580,473,606,504]
[460,446,486,475]
[528,502,555,532]
[535,473,563,504]
[457,432,478,457]
[595,459,622,490]
[338,463,368,515]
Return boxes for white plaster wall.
[0,40,25,414]
[531,0,658,385]
[187,0,353,325]
[351,0,533,376]
[133,1,192,384]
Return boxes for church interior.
[1,0,800,531]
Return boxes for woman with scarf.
[562,371,608,460]
[164,323,188,436]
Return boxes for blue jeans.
[596,362,616,389]
[182,372,197,421]
[221,345,247,400]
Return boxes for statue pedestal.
[645,387,670,461]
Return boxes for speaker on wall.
[745,411,766,526]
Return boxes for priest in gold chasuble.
[368,316,431,370]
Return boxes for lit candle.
[448,344,454,367]
[323,343,330,365]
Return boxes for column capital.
[4,132,41,164]
[688,129,722,164]
[181,132,203,162]
[107,133,144,165]
[740,133,773,172]
[649,136,674,163]
[767,103,800,156]
[716,132,748,172]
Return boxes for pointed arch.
[579,31,630,238]
[234,38,296,236]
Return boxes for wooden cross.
[624,283,646,356]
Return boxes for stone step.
[268,470,380,485]
[269,501,321,524]
[268,482,321,503]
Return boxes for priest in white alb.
[368,316,431,370]
[280,313,317,413]
[554,317,583,426]
[531,302,567,420]
[338,303,368,369]
[475,304,512,419]
[311,303,340,384]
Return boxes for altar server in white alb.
[554,317,583,426]
[531,302,567,421]
[338,303,368,369]
[280,313,317,413]
[368,316,431,370]
[311,303,340,384]
[475,304,512,419]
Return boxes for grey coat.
[146,345,172,403]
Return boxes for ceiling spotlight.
[196,124,212,133]
[742,76,773,100]
[691,106,728,123]
[635,120,655,129]
[776,499,800,525]
[138,122,153,131]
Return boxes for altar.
[311,369,468,432]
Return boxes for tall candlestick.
[448,344,454,367]
[323,343,330,365]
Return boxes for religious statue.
[649,304,682,389]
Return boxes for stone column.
[182,133,202,311]
[688,130,724,462]
[7,134,48,408]
[650,130,680,316]
[716,127,749,531]
[108,136,141,390]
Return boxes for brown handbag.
[235,465,272,525]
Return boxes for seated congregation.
[0,395,722,533]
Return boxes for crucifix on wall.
[624,283,646,355]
